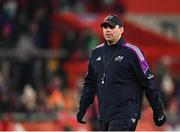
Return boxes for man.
[76,14,166,131]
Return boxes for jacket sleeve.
[131,50,164,114]
[79,52,96,113]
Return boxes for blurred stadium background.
[0,0,180,131]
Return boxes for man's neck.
[107,36,121,46]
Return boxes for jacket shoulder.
[123,43,145,61]
[89,43,104,59]
[92,43,104,52]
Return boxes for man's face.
[102,24,124,44]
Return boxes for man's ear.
[120,27,124,34]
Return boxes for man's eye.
[103,25,115,29]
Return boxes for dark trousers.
[100,118,138,131]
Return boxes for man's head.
[101,15,124,44]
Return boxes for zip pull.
[101,73,106,84]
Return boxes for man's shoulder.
[91,43,104,52]
[124,43,140,51]
[123,42,145,61]
[89,43,104,59]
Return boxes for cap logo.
[101,14,123,27]
[108,15,113,19]
[104,15,113,21]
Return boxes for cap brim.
[100,21,116,27]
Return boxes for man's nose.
[105,28,112,32]
[106,27,112,30]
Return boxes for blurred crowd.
[0,0,180,131]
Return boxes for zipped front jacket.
[79,37,164,123]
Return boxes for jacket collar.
[104,37,126,48]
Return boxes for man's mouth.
[105,34,112,37]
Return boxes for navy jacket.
[79,37,164,123]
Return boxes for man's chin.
[106,40,113,43]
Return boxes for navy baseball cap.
[101,15,123,28]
